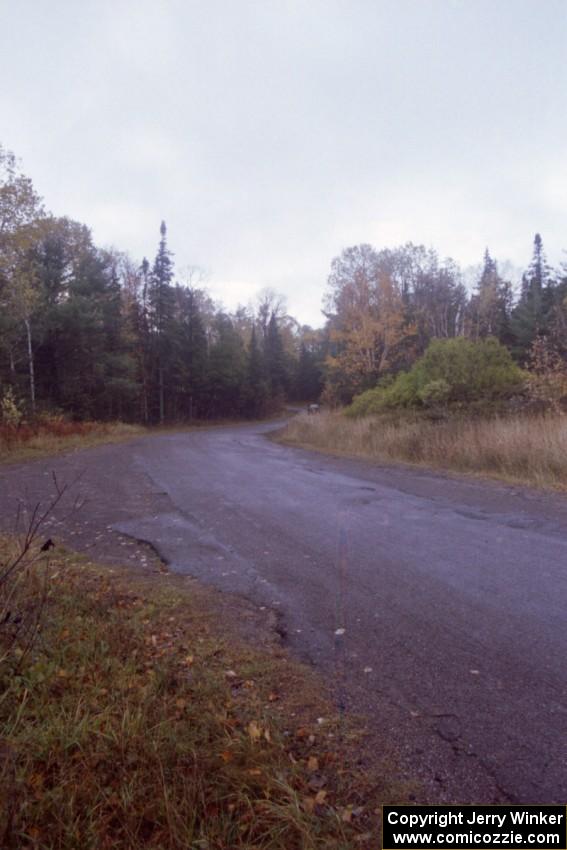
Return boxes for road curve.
[2,420,567,803]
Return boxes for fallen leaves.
[247,720,272,744]
[0,541,383,850]
[302,789,328,813]
[247,720,262,742]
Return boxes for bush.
[418,379,451,407]
[417,337,524,401]
[383,370,421,408]
[344,387,383,417]
[0,387,23,427]
[346,337,525,416]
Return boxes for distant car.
[307,404,320,415]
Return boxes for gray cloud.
[1,0,565,325]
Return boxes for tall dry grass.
[280,411,567,489]
[0,418,144,464]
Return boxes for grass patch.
[0,420,146,465]
[0,409,290,466]
[0,538,384,848]
[278,410,567,491]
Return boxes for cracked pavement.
[2,420,567,802]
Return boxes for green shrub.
[347,337,525,416]
[382,370,421,408]
[417,337,524,401]
[344,386,385,417]
[418,379,451,407]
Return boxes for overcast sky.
[1,0,566,325]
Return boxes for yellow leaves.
[307,755,319,772]
[247,720,261,742]
[327,267,412,390]
[302,789,327,813]
[247,720,272,744]
[302,796,315,813]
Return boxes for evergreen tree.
[511,233,554,362]
[295,341,324,401]
[207,314,246,417]
[264,312,288,398]
[170,286,209,419]
[149,221,175,423]
[134,257,152,423]
[246,325,269,416]
[467,249,513,344]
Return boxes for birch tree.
[0,147,44,412]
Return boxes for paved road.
[2,421,567,802]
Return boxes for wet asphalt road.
[2,420,567,803]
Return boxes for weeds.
[0,478,69,672]
[0,542,382,848]
[279,410,567,490]
[0,417,144,464]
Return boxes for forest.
[1,143,566,427]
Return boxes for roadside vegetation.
[0,535,386,849]
[0,412,145,464]
[344,338,525,416]
[281,409,567,490]
[3,143,567,447]
[279,337,567,491]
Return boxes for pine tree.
[511,233,554,362]
[207,314,246,417]
[170,286,209,419]
[136,257,152,423]
[264,312,288,398]
[295,341,324,401]
[246,325,268,416]
[149,221,175,423]
[468,249,512,343]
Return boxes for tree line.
[0,146,323,423]
[1,143,566,422]
[323,237,567,403]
